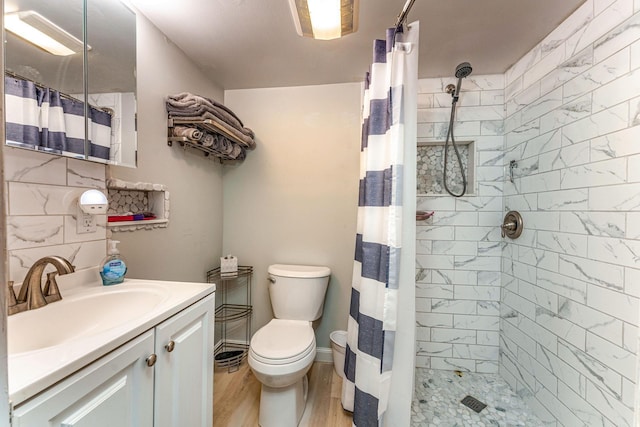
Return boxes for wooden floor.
[213,361,353,427]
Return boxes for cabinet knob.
[146,354,157,367]
[165,340,176,352]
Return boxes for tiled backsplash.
[4,147,107,285]
[415,74,505,373]
[500,1,640,425]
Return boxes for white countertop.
[8,271,215,406]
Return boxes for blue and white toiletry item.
[100,240,127,286]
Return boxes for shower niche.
[416,140,475,196]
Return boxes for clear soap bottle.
[100,240,127,285]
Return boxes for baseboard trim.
[315,346,333,363]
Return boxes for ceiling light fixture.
[4,11,84,56]
[288,0,359,40]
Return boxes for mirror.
[3,0,137,167]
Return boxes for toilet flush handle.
[267,275,276,284]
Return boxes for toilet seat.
[250,319,315,365]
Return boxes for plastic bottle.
[100,240,127,285]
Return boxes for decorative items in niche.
[166,92,256,163]
[106,178,169,232]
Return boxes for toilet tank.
[267,264,331,321]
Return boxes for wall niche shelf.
[106,178,170,232]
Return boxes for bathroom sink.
[8,273,215,406]
[8,287,168,354]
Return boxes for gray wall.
[223,83,362,348]
[111,12,225,282]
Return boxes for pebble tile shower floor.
[412,369,544,427]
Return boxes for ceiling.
[131,0,586,90]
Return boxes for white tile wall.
[4,147,107,284]
[415,74,505,373]
[500,1,640,425]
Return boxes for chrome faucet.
[8,256,75,315]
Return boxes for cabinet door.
[154,294,215,427]
[12,331,155,427]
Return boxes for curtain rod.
[395,0,417,30]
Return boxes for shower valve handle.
[501,222,517,238]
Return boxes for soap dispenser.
[100,240,127,285]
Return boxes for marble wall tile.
[67,159,106,188]
[587,235,640,268]
[589,182,640,210]
[591,125,640,160]
[6,216,64,250]
[559,253,624,290]
[8,182,83,216]
[535,307,586,350]
[430,328,477,344]
[562,102,629,145]
[592,68,640,113]
[9,240,106,285]
[561,212,626,237]
[593,10,640,62]
[586,332,636,379]
[586,380,634,426]
[539,141,591,173]
[430,357,476,372]
[431,269,478,285]
[431,299,477,315]
[587,283,639,324]
[557,341,623,398]
[538,188,589,210]
[4,148,67,185]
[564,47,630,103]
[518,281,559,313]
[540,47,594,95]
[502,321,538,356]
[566,0,634,57]
[540,94,593,134]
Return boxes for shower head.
[455,62,472,79]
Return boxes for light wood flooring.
[213,361,353,427]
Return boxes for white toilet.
[248,264,331,427]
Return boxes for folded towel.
[167,92,245,129]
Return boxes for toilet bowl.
[249,319,316,426]
[248,264,331,427]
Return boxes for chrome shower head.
[455,62,472,79]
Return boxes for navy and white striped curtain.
[342,23,419,426]
[5,75,112,160]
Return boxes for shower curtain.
[4,75,112,160]
[342,22,418,426]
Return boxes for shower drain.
[461,395,487,413]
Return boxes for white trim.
[315,347,333,363]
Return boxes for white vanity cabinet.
[11,331,155,427]
[11,293,214,427]
[154,293,214,427]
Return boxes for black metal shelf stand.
[207,265,253,372]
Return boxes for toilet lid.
[251,319,315,363]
